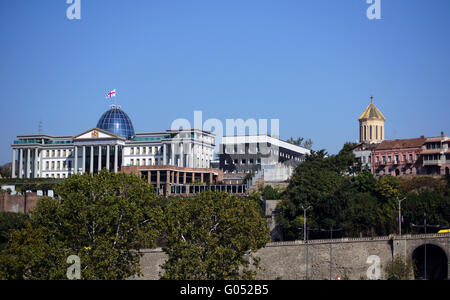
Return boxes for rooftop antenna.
[38,120,43,134]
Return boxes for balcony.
[423,160,442,166]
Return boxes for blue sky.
[1,0,449,164]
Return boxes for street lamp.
[397,197,406,236]
[321,227,343,280]
[301,205,312,280]
[412,213,440,280]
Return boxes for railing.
[265,233,450,247]
[14,140,42,145]
[423,160,442,166]
[169,184,247,195]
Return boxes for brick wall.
[0,192,40,213]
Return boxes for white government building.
[11,105,215,179]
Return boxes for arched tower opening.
[412,244,448,280]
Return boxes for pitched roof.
[375,137,425,150]
[358,101,386,121]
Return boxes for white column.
[121,146,125,169]
[19,149,23,179]
[106,145,110,171]
[171,143,175,166]
[26,149,31,179]
[90,146,94,174]
[34,148,39,178]
[114,145,118,173]
[163,144,167,165]
[82,146,86,174]
[98,145,102,172]
[180,143,184,167]
[40,149,43,177]
[74,146,78,174]
[12,149,16,178]
[190,143,194,168]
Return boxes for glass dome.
[96,105,135,139]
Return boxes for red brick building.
[371,137,426,176]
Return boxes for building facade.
[371,137,426,176]
[219,135,311,175]
[11,105,215,179]
[420,132,450,176]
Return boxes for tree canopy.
[0,170,162,280]
[161,191,270,280]
[277,143,450,241]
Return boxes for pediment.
[73,128,123,140]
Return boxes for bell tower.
[358,96,386,144]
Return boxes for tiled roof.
[425,136,449,142]
[375,137,425,150]
[358,102,386,121]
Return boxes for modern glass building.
[11,105,216,179]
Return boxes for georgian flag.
[106,89,117,99]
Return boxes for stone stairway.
[247,170,264,194]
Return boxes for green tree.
[260,185,281,200]
[0,212,30,250]
[384,255,415,280]
[0,170,162,280]
[286,137,313,150]
[277,148,350,240]
[0,163,12,178]
[161,191,270,280]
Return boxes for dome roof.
[96,105,135,139]
[358,99,386,121]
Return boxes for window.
[234,159,238,165]
[241,159,246,165]
[388,156,392,163]
[249,159,254,164]
[130,159,134,166]
[376,156,380,163]
[409,154,413,162]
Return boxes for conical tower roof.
[358,98,386,121]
